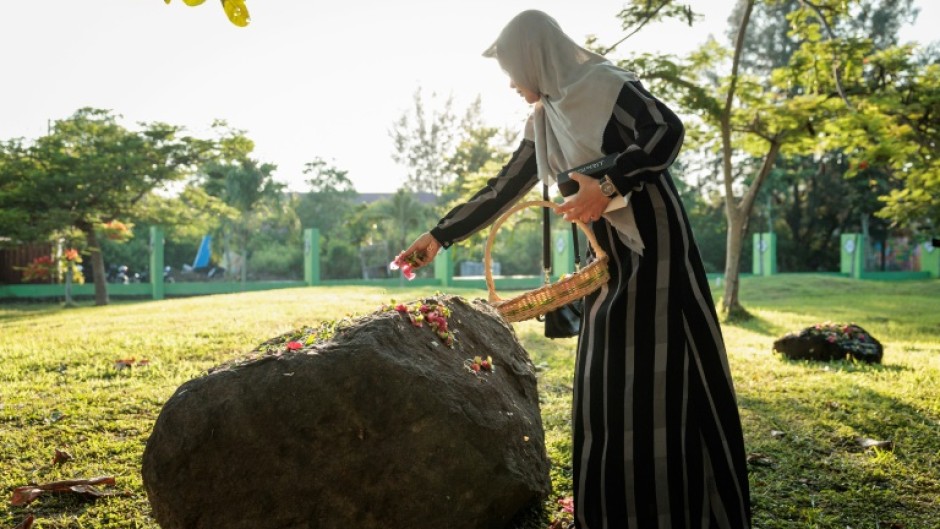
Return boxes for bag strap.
[542,183,582,283]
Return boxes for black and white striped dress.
[431,81,751,529]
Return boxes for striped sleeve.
[430,139,539,249]
[608,81,685,196]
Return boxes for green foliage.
[322,240,360,280]
[195,125,285,281]
[359,189,437,254]
[391,92,504,199]
[390,88,460,196]
[839,51,940,232]
[608,0,933,311]
[0,108,197,241]
[163,0,250,27]
[0,108,200,303]
[247,240,303,280]
[295,157,359,242]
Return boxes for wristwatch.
[599,175,617,197]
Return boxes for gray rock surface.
[142,295,550,529]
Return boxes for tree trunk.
[721,210,747,317]
[85,226,109,306]
[64,265,75,307]
[240,241,248,285]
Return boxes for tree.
[731,0,915,272]
[833,45,940,234]
[295,158,358,242]
[359,189,436,279]
[199,129,283,283]
[0,108,198,305]
[607,0,910,317]
[293,158,363,280]
[390,89,466,197]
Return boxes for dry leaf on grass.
[52,448,73,465]
[114,358,150,370]
[10,476,123,507]
[746,453,775,466]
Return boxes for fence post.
[304,228,320,286]
[551,228,575,280]
[922,240,939,279]
[150,226,165,300]
[840,233,865,279]
[752,232,777,276]
[434,249,451,288]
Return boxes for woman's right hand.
[397,232,442,270]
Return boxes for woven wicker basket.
[485,200,610,323]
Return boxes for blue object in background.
[193,235,212,269]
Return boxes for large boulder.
[142,295,550,529]
[773,322,883,363]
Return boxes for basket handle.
[484,200,608,303]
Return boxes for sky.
[1,1,936,194]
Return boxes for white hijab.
[483,9,638,185]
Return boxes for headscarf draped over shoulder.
[484,10,638,185]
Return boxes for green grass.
[1,275,939,528]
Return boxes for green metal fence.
[1,228,936,302]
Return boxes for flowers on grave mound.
[99,220,133,242]
[774,321,883,363]
[391,300,455,347]
[799,322,870,346]
[465,355,494,375]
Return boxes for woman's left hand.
[556,172,612,223]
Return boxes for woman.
[399,10,751,529]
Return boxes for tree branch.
[800,0,855,110]
[722,0,755,213]
[601,1,673,56]
[739,139,783,217]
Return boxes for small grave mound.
[773,322,883,363]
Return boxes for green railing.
[2,227,936,302]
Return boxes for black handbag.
[538,183,585,339]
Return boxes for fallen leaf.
[13,515,34,529]
[856,437,894,450]
[746,453,774,466]
[115,358,150,370]
[114,358,136,370]
[10,476,120,506]
[10,487,43,507]
[53,448,73,465]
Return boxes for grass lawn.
[1,274,939,528]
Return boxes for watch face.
[600,177,616,197]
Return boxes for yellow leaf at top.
[183,0,207,5]
[164,0,171,4]
[222,0,250,27]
